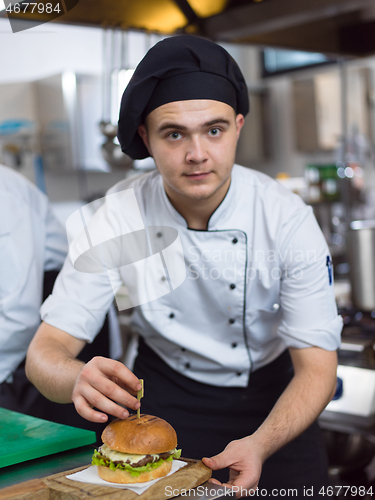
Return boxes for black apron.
[134,337,331,499]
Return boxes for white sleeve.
[277,205,342,350]
[40,187,137,342]
[40,254,122,343]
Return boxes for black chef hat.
[117,35,249,160]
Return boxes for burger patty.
[127,451,173,467]
[98,447,174,468]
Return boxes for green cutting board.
[0,408,96,468]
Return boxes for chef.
[26,36,342,497]
[0,165,111,438]
[0,164,67,414]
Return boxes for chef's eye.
[169,132,182,140]
[209,128,220,137]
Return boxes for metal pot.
[101,139,133,169]
[347,220,375,312]
[323,430,375,477]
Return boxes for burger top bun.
[102,414,177,455]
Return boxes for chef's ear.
[235,114,245,139]
[138,124,152,156]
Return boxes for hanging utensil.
[100,26,133,169]
[99,27,117,138]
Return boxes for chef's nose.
[185,136,208,164]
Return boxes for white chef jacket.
[0,165,68,383]
[41,165,342,387]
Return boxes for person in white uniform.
[0,164,67,413]
[0,165,112,439]
[26,36,342,497]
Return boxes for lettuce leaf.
[92,449,182,477]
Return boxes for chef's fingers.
[73,393,114,423]
[78,356,141,408]
[202,453,232,470]
[226,473,259,497]
[89,378,140,414]
[204,457,259,497]
[73,381,138,422]
[208,481,251,499]
[217,483,256,499]
[91,356,142,393]
[208,479,222,485]
[72,357,141,419]
[114,379,139,396]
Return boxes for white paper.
[66,459,188,495]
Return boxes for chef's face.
[138,99,244,203]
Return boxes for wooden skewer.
[137,379,144,418]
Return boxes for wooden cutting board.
[0,458,212,500]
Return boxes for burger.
[92,414,181,484]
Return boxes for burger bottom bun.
[97,460,173,484]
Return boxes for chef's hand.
[72,356,142,423]
[202,436,264,498]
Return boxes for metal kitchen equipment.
[347,220,375,312]
[323,307,375,421]
[0,119,36,169]
[99,27,133,170]
[320,312,375,487]
[33,73,108,171]
[325,365,375,419]
[323,430,375,485]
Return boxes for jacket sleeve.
[277,203,342,350]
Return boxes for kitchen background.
[1,4,375,495]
